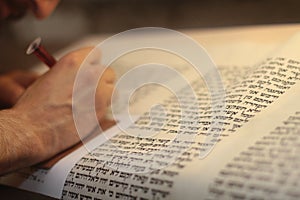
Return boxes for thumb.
[0,78,25,106]
[10,70,38,88]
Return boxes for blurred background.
[1,0,300,73]
[1,0,300,199]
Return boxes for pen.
[26,37,57,68]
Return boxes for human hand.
[0,47,115,173]
[0,0,60,20]
[34,0,61,19]
[0,70,38,108]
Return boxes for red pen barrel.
[26,37,57,68]
[33,45,57,68]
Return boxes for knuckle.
[100,67,116,83]
[59,53,79,68]
[58,47,95,70]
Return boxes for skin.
[0,1,115,174]
[0,0,60,20]
[0,70,38,108]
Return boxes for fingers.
[0,76,24,106]
[101,67,116,84]
[99,67,116,106]
[95,85,114,120]
[57,47,95,70]
[0,70,38,107]
[32,0,60,19]
[9,70,39,87]
[95,68,116,120]
[39,47,115,122]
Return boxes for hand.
[0,47,115,174]
[0,70,38,108]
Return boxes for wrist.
[13,102,79,161]
[0,108,43,174]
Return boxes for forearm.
[0,109,41,175]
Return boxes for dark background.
[1,0,300,73]
[1,0,300,199]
